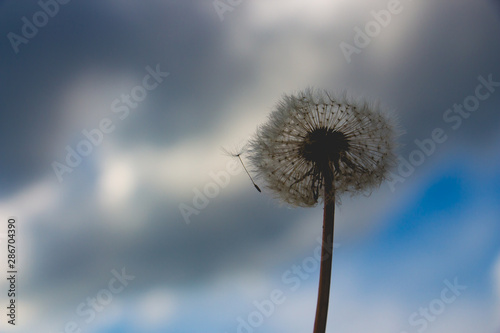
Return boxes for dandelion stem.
[313,170,335,333]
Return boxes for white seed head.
[249,88,399,207]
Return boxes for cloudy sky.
[1,0,500,332]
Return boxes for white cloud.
[493,252,500,329]
[0,179,59,223]
[0,179,60,289]
[97,156,137,208]
[135,289,177,328]
[246,0,359,29]
[494,253,500,299]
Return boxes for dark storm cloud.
[1,0,499,194]
[24,184,308,308]
[391,0,500,144]
[327,0,500,156]
[0,0,244,194]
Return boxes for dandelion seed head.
[249,88,399,207]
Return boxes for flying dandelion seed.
[248,88,398,333]
[221,146,261,192]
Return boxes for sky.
[0,0,500,332]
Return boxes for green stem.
[313,171,335,333]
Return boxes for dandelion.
[248,88,398,333]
